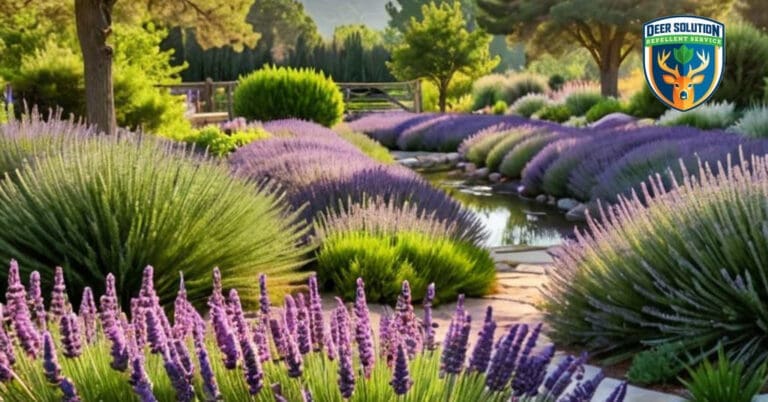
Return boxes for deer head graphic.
[657,48,710,110]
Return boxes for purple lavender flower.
[145,307,167,355]
[485,324,519,391]
[272,383,289,402]
[501,323,529,380]
[511,344,555,397]
[161,345,195,402]
[101,273,118,314]
[129,341,158,402]
[562,371,605,402]
[308,275,325,351]
[392,281,421,358]
[302,388,314,402]
[42,331,61,383]
[284,323,303,378]
[422,283,436,351]
[59,377,82,402]
[252,319,271,363]
[0,305,14,366]
[441,312,471,375]
[519,323,543,364]
[543,353,588,400]
[210,299,239,369]
[60,312,82,358]
[192,313,221,401]
[379,315,394,366]
[354,278,375,378]
[131,298,146,349]
[78,287,97,344]
[50,266,67,322]
[209,267,225,308]
[103,311,129,371]
[335,299,355,398]
[605,381,629,402]
[230,289,264,395]
[28,271,47,330]
[6,260,40,357]
[390,343,412,395]
[468,306,496,373]
[284,295,297,336]
[139,266,159,309]
[269,318,288,358]
[295,294,312,355]
[0,347,14,382]
[325,330,337,361]
[259,274,270,321]
[173,274,191,340]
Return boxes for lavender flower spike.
[28,271,47,330]
[173,273,191,340]
[605,381,629,402]
[422,283,436,351]
[60,312,83,358]
[104,310,129,371]
[308,274,325,351]
[230,289,264,395]
[210,300,239,369]
[335,299,355,398]
[6,260,40,357]
[272,383,289,402]
[295,293,312,355]
[78,287,97,344]
[129,341,158,402]
[284,320,303,378]
[283,295,297,336]
[59,377,82,402]
[192,313,221,401]
[302,388,314,402]
[354,278,375,378]
[42,331,61,384]
[390,343,413,395]
[0,346,14,382]
[258,274,270,320]
[468,306,496,373]
[50,266,67,321]
[0,305,15,366]
[145,307,167,355]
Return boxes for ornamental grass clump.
[729,105,768,138]
[545,151,768,366]
[658,102,737,130]
[0,262,627,401]
[0,133,309,309]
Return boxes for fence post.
[202,78,215,113]
[226,83,234,120]
[413,80,422,113]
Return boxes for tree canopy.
[476,0,732,96]
[247,0,322,62]
[386,0,475,32]
[388,1,498,111]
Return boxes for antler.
[657,50,680,78]
[687,51,710,77]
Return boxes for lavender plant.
[0,261,629,402]
[345,112,440,149]
[545,151,768,365]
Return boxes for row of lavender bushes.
[350,111,768,206]
[228,119,495,303]
[0,259,629,401]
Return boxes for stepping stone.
[492,249,554,265]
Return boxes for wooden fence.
[156,79,421,126]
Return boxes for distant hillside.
[298,0,390,37]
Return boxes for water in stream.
[423,171,582,248]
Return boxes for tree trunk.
[438,79,450,113]
[75,0,117,135]
[598,38,622,97]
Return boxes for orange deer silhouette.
[657,49,710,110]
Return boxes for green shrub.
[536,104,571,123]
[585,98,625,123]
[234,66,344,127]
[498,134,555,178]
[548,74,566,92]
[492,100,508,115]
[658,102,736,129]
[501,73,549,104]
[485,127,538,171]
[544,155,768,364]
[712,23,768,107]
[564,91,604,116]
[510,93,549,118]
[682,347,767,402]
[465,131,507,166]
[563,116,588,127]
[183,125,271,156]
[627,86,667,119]
[0,132,309,308]
[729,105,768,138]
[335,128,395,164]
[626,343,684,386]
[470,74,508,110]
[316,230,495,303]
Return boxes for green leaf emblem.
[673,44,694,65]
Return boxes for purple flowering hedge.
[0,260,627,401]
[544,153,768,365]
[230,119,493,303]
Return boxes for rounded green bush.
[498,134,556,179]
[627,86,667,119]
[564,91,604,116]
[729,105,768,138]
[658,102,736,129]
[585,98,625,123]
[234,66,345,127]
[316,230,495,303]
[485,127,539,171]
[548,74,565,92]
[500,73,549,104]
[0,133,309,308]
[544,155,768,363]
[536,104,572,123]
[471,74,508,110]
[712,23,768,107]
[492,100,508,115]
[510,94,549,118]
[184,125,271,156]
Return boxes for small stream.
[422,170,582,248]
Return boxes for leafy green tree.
[476,0,732,96]
[333,25,384,49]
[74,0,258,135]
[736,0,768,31]
[247,0,322,62]
[388,2,499,111]
[386,0,475,32]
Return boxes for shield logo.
[643,16,725,111]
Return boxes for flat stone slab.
[492,248,554,265]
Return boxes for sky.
[298,0,390,37]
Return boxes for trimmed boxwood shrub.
[234,66,344,127]
[585,98,625,123]
[0,131,309,308]
[492,100,508,115]
[316,230,495,303]
[627,86,667,119]
[544,153,768,364]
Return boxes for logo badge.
[643,16,725,111]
